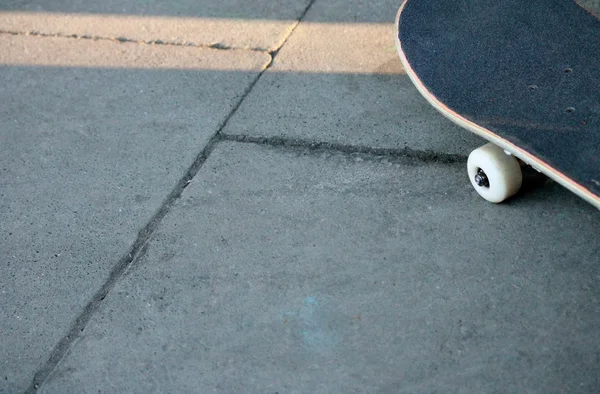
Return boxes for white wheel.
[467,143,522,203]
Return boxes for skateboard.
[395,0,600,208]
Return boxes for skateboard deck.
[395,0,600,208]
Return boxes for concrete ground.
[1,0,599,393]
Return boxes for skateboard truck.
[474,169,490,188]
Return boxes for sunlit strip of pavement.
[0,12,404,75]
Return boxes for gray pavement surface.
[1,33,267,392]
[1,0,600,393]
[41,143,600,393]
[222,0,483,155]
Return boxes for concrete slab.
[40,142,600,393]
[222,0,483,155]
[0,0,312,51]
[0,35,268,392]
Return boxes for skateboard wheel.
[467,143,522,203]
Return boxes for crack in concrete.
[22,0,465,389]
[221,134,467,164]
[25,0,316,392]
[24,134,221,393]
[0,29,270,53]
